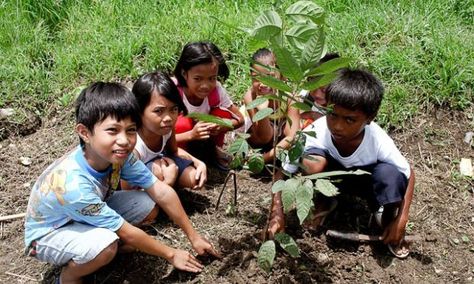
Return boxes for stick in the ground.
[0,212,26,222]
[326,230,422,243]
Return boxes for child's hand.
[191,121,214,140]
[168,248,203,273]
[152,158,178,186]
[190,235,222,258]
[382,217,406,245]
[193,161,207,189]
[208,122,232,136]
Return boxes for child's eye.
[127,127,137,134]
[154,108,164,114]
[106,128,118,133]
[346,118,355,123]
[171,106,179,113]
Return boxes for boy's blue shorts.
[305,147,408,211]
[30,190,155,266]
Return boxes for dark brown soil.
[0,106,473,283]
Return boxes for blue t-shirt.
[24,146,157,247]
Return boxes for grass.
[1,0,473,128]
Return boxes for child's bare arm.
[116,221,203,273]
[301,154,328,174]
[382,166,415,244]
[262,102,301,163]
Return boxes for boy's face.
[326,103,373,146]
[76,116,137,171]
[309,87,327,107]
[251,55,279,96]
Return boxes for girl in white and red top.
[173,41,244,169]
[130,71,207,190]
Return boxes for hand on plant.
[193,161,207,189]
[191,121,214,140]
[167,248,203,273]
[190,234,222,258]
[152,157,178,186]
[382,217,406,245]
[208,122,231,136]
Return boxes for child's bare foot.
[302,198,337,231]
[388,241,410,259]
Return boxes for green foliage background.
[1,0,472,127]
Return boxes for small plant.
[190,0,357,272]
[235,1,357,271]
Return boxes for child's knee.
[210,107,233,119]
[99,240,118,262]
[140,206,159,225]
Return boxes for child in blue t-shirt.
[24,82,220,283]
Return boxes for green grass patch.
[1,0,472,128]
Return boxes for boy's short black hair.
[251,48,273,66]
[326,68,384,117]
[173,41,229,87]
[133,70,188,116]
[75,82,141,146]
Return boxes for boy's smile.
[77,116,137,171]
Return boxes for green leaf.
[286,1,325,25]
[296,179,314,224]
[248,154,265,173]
[275,233,300,257]
[252,107,273,122]
[288,140,304,163]
[301,72,338,91]
[272,180,286,193]
[282,178,299,213]
[228,137,249,155]
[246,96,268,110]
[291,101,312,112]
[229,154,243,170]
[258,240,276,272]
[186,113,233,128]
[255,74,292,93]
[306,57,352,77]
[252,10,282,41]
[272,45,304,82]
[315,179,339,197]
[305,169,371,180]
[300,29,325,70]
[286,23,319,51]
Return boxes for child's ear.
[75,123,91,143]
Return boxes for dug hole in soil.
[0,106,473,283]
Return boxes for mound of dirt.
[0,106,473,283]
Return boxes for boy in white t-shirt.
[269,68,415,259]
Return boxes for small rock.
[0,108,14,119]
[426,234,437,242]
[464,131,473,144]
[19,157,32,166]
[316,253,329,265]
[467,277,472,282]
[434,267,443,274]
[22,182,31,188]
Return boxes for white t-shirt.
[135,132,172,165]
[285,116,410,178]
[181,82,233,114]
